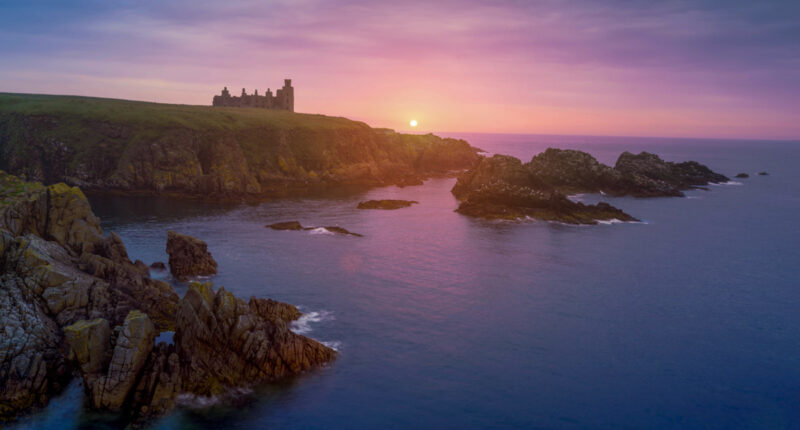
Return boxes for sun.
[409,119,418,127]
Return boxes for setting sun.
[409,119,418,127]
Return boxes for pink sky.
[1,1,798,139]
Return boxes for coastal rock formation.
[0,94,480,199]
[735,173,749,178]
[357,199,418,210]
[758,171,769,176]
[614,151,729,193]
[150,261,166,270]
[64,311,156,410]
[0,172,335,424]
[267,221,305,230]
[452,156,637,223]
[166,231,218,281]
[451,148,729,222]
[266,221,362,236]
[175,283,335,396]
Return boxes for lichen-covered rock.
[166,231,218,281]
[357,199,418,210]
[175,283,335,396]
[65,311,156,410]
[0,172,335,425]
[63,318,111,375]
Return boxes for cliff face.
[0,171,335,424]
[0,94,480,197]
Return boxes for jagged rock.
[614,151,729,192]
[526,148,625,194]
[357,199,418,210]
[166,231,218,281]
[735,173,749,178]
[150,261,166,270]
[65,311,156,410]
[452,155,637,224]
[267,221,304,230]
[455,181,637,224]
[758,171,769,176]
[451,149,730,222]
[99,311,156,410]
[0,172,335,425]
[64,318,111,375]
[175,283,336,396]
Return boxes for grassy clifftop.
[0,93,479,197]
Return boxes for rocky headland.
[0,171,335,425]
[0,93,480,200]
[452,149,728,223]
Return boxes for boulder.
[166,231,218,281]
[357,199,418,210]
[735,173,749,178]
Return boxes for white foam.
[566,194,586,202]
[710,181,743,186]
[308,227,334,235]
[596,218,626,225]
[686,196,702,199]
[290,310,335,334]
[322,341,342,351]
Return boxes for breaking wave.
[290,310,335,334]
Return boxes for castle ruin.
[212,79,294,111]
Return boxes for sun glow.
[409,119,418,127]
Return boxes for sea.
[9,133,800,429]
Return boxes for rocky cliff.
[0,171,335,424]
[0,93,480,198]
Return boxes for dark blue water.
[11,134,800,429]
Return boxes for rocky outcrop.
[0,172,335,425]
[150,261,166,270]
[452,148,729,223]
[267,221,305,231]
[735,173,749,178]
[452,155,638,224]
[357,199,418,210]
[0,94,480,199]
[266,221,362,236]
[166,231,218,281]
[758,171,769,176]
[64,311,156,410]
[613,151,729,194]
[175,283,335,396]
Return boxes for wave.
[308,227,334,235]
[710,181,743,186]
[290,310,335,334]
[322,340,342,351]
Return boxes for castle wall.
[211,80,294,111]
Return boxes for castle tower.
[282,79,294,112]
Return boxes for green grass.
[0,92,369,132]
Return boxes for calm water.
[11,134,800,429]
